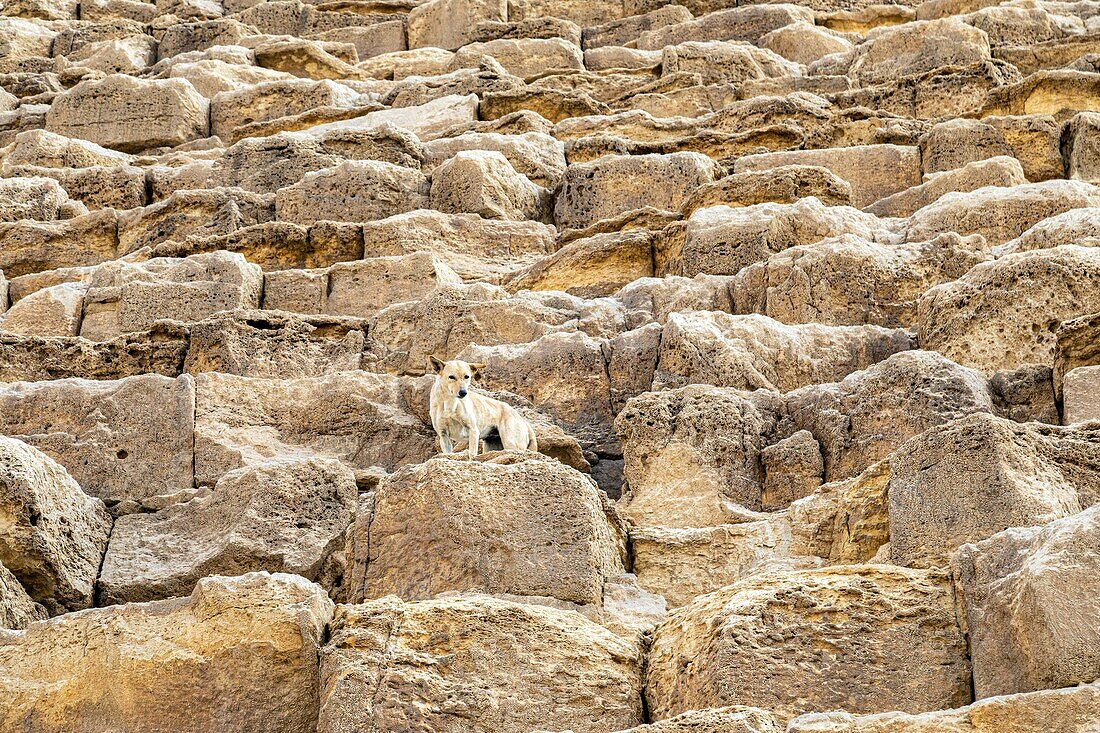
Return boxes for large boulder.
[732,233,988,328]
[734,144,921,209]
[0,177,80,223]
[117,187,274,254]
[646,566,971,723]
[787,680,1100,732]
[183,310,367,379]
[317,595,644,733]
[616,386,775,527]
[555,153,720,230]
[0,210,121,278]
[953,504,1100,699]
[275,160,430,224]
[0,374,195,504]
[264,252,462,319]
[193,371,436,486]
[345,453,626,613]
[99,457,357,605]
[0,560,45,630]
[888,413,1100,567]
[45,75,210,153]
[80,252,264,341]
[653,311,914,393]
[0,572,334,733]
[506,230,654,298]
[919,245,1100,373]
[825,17,992,84]
[905,180,1100,247]
[783,350,994,482]
[429,149,546,221]
[407,0,506,50]
[630,521,817,608]
[0,436,111,614]
[361,209,555,281]
[666,199,890,278]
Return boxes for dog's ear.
[429,355,445,373]
[469,362,487,380]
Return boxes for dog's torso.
[430,383,502,439]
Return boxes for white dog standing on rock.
[429,356,539,459]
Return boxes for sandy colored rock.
[429,149,546,221]
[867,156,1028,219]
[919,245,1100,373]
[616,386,774,526]
[783,350,995,482]
[635,4,814,49]
[99,457,357,605]
[318,594,644,733]
[555,152,720,230]
[825,17,992,85]
[733,232,988,328]
[345,452,626,611]
[79,252,263,340]
[953,503,1100,699]
[0,176,78,223]
[275,159,429,224]
[653,311,914,392]
[888,412,1100,567]
[665,199,889,278]
[407,0,506,50]
[787,680,1100,732]
[0,374,195,504]
[264,252,462,319]
[735,145,921,209]
[183,309,367,378]
[193,370,436,485]
[646,565,971,723]
[0,282,85,337]
[454,37,584,80]
[906,180,1100,247]
[760,22,853,65]
[506,229,654,298]
[361,209,554,281]
[680,165,852,216]
[0,572,334,733]
[630,521,817,608]
[661,41,800,86]
[760,429,823,510]
[0,435,110,613]
[1064,364,1100,424]
[209,78,361,141]
[46,75,210,153]
[0,560,45,630]
[0,210,120,278]
[118,187,275,254]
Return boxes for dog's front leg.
[466,422,479,459]
[438,433,453,455]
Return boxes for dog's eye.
[465,374,471,379]
[448,375,456,380]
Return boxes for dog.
[429,356,538,459]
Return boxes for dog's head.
[429,356,485,399]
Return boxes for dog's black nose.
[458,390,467,398]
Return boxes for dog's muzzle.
[458,390,467,398]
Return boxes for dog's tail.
[527,424,538,452]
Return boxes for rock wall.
[0,0,1099,730]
